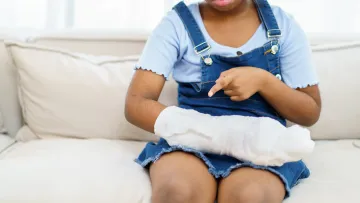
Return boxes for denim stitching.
[135,145,218,176]
[180,88,266,103]
[269,66,280,74]
[263,42,272,69]
[264,40,280,70]
[188,96,231,100]
[255,0,270,31]
[186,96,262,103]
[174,2,208,54]
[173,6,195,47]
[135,147,296,198]
[212,48,259,61]
[255,0,281,39]
[200,80,216,84]
[255,0,269,31]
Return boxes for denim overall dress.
[136,0,310,197]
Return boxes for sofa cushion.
[309,42,360,139]
[286,140,360,203]
[0,139,358,203]
[5,41,177,141]
[0,139,151,203]
[0,134,15,153]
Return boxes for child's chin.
[211,5,236,11]
[209,1,243,12]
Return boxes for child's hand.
[208,67,269,101]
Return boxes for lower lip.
[213,0,233,7]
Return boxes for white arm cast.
[154,106,314,167]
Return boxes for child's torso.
[174,0,286,125]
[169,3,288,83]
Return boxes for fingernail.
[208,92,213,97]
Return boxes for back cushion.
[5,41,178,142]
[308,42,360,140]
[6,39,360,141]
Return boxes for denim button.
[276,74,282,80]
[271,45,279,54]
[204,57,213,66]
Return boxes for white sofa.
[0,30,359,203]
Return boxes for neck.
[201,0,254,20]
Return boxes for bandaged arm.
[155,106,315,167]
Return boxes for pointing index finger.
[208,75,232,97]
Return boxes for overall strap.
[254,0,282,39]
[173,1,211,55]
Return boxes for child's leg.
[150,152,217,203]
[217,167,285,203]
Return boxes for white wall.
[0,0,358,33]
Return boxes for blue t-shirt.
[136,3,318,89]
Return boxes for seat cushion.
[286,140,360,203]
[0,134,15,153]
[0,139,151,203]
[0,139,359,203]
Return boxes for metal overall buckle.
[194,42,213,66]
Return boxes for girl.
[125,0,321,202]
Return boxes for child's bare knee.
[151,179,198,203]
